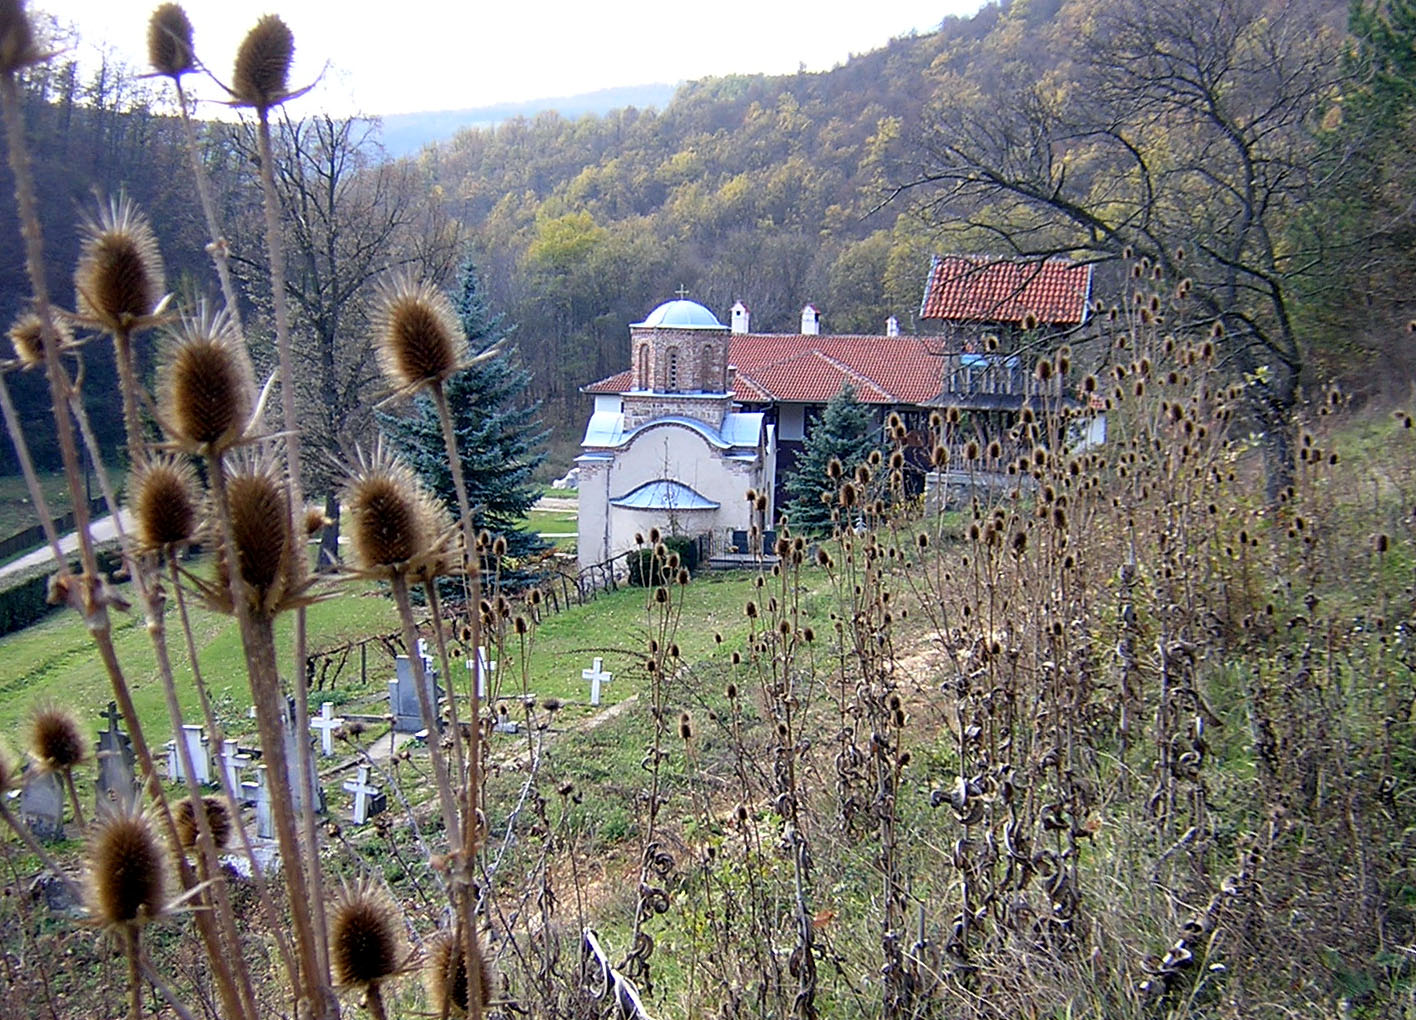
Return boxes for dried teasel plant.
[372,275,469,399]
[5,310,77,369]
[157,304,256,456]
[146,2,194,79]
[0,0,48,76]
[230,14,295,110]
[424,929,494,1018]
[329,880,407,1020]
[342,444,452,580]
[130,454,201,555]
[86,802,169,1020]
[199,452,316,618]
[28,701,87,825]
[73,196,167,335]
[173,795,232,853]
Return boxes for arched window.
[638,344,649,390]
[701,346,714,391]
[667,348,680,392]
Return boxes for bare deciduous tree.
[897,0,1347,500]
[230,114,463,563]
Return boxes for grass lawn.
[0,553,799,767]
[0,558,402,745]
[0,464,125,547]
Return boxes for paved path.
[0,510,128,581]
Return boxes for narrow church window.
[667,348,679,392]
[701,346,714,391]
[638,345,649,389]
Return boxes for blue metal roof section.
[611,480,721,511]
[632,299,726,330]
[582,411,765,453]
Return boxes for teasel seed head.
[174,795,231,851]
[0,0,44,75]
[344,446,430,576]
[6,311,74,368]
[425,930,492,1017]
[214,454,310,616]
[232,14,293,109]
[373,277,467,397]
[147,3,194,78]
[303,505,330,536]
[87,808,166,927]
[29,703,84,772]
[75,197,165,335]
[330,881,405,990]
[160,306,252,454]
[131,455,200,552]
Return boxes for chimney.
[886,315,900,337]
[731,300,750,334]
[801,304,819,335]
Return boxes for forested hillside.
[3,0,1410,479]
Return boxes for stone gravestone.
[248,765,274,840]
[583,657,612,707]
[310,702,344,758]
[282,699,324,814]
[166,724,212,785]
[95,700,137,810]
[19,768,64,841]
[494,704,520,735]
[389,654,442,734]
[466,647,496,699]
[342,765,386,824]
[219,739,254,804]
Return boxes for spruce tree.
[379,257,550,590]
[782,383,878,536]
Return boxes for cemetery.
[2,572,758,856]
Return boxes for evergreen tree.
[379,257,550,590]
[782,383,878,536]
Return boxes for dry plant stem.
[123,927,142,1020]
[147,580,260,1020]
[168,560,298,984]
[424,580,467,789]
[430,381,486,1020]
[0,372,64,563]
[137,949,199,1020]
[173,79,244,338]
[111,329,145,466]
[0,74,92,576]
[206,456,335,1020]
[253,103,327,977]
[59,770,84,829]
[75,354,259,1020]
[365,984,388,1020]
[389,573,462,843]
[1,63,249,1020]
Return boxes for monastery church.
[576,256,1095,573]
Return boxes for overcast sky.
[33,0,987,117]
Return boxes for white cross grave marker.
[466,647,496,698]
[309,701,344,758]
[583,657,612,707]
[342,765,382,824]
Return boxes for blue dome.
[633,299,725,329]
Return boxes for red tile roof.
[920,255,1092,326]
[583,334,951,405]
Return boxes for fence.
[304,552,637,692]
[0,497,107,564]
